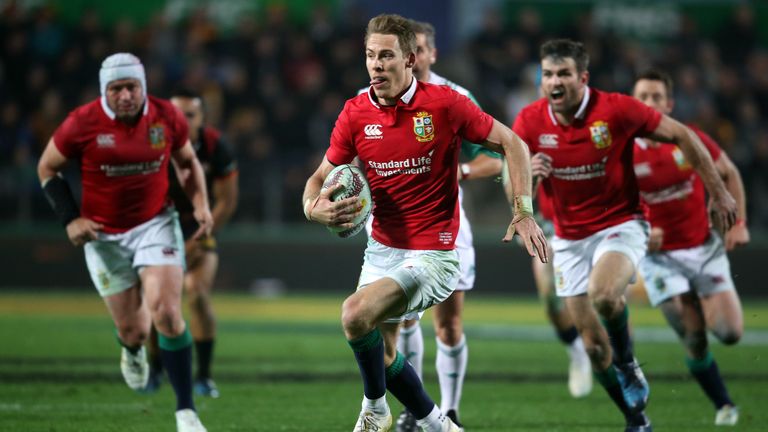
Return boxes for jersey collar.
[100,96,149,121]
[367,77,418,109]
[547,86,591,126]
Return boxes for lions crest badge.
[413,112,435,143]
[149,123,166,150]
[589,120,612,149]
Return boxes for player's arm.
[645,116,737,232]
[302,156,359,228]
[210,173,238,234]
[458,153,502,181]
[482,119,548,263]
[171,140,213,239]
[37,137,103,246]
[715,152,749,250]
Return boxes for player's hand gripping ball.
[322,164,373,238]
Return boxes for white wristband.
[460,163,471,180]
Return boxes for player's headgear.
[99,53,146,97]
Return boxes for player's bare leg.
[533,257,591,397]
[433,291,467,429]
[185,250,220,398]
[104,284,152,391]
[568,252,651,430]
[343,278,457,432]
[142,265,204,430]
[661,291,741,425]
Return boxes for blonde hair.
[365,14,417,56]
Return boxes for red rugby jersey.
[513,88,662,240]
[53,95,188,233]
[327,79,494,250]
[633,125,721,250]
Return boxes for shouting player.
[303,14,548,432]
[632,68,747,426]
[511,40,737,432]
[37,53,211,432]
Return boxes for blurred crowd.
[1,2,767,229]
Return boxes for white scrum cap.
[99,53,146,97]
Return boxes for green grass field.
[1,292,767,431]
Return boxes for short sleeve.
[52,112,84,158]
[325,102,357,165]
[616,94,662,137]
[511,111,535,153]
[690,125,722,162]
[450,91,494,144]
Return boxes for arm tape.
[42,175,80,227]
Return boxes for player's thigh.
[588,251,635,301]
[103,284,150,333]
[358,238,459,322]
[700,290,743,342]
[349,276,409,325]
[658,292,706,337]
[141,265,184,311]
[184,251,219,295]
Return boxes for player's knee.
[341,297,372,337]
[435,318,463,346]
[715,327,742,346]
[117,323,148,346]
[151,302,184,336]
[591,292,622,318]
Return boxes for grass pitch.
[1,292,767,431]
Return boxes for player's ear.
[430,47,437,65]
[580,70,590,86]
[406,52,416,68]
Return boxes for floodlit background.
[0,1,767,431]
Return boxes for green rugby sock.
[159,328,194,411]
[601,305,634,364]
[686,352,733,409]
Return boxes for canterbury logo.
[364,124,383,139]
[539,134,558,147]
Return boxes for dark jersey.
[168,126,237,239]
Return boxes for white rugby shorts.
[365,186,475,291]
[357,238,459,322]
[84,208,185,297]
[640,231,735,307]
[552,219,649,297]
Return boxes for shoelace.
[357,413,384,432]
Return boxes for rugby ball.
[322,164,373,238]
